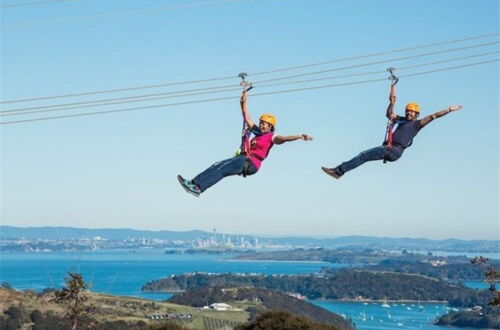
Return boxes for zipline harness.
[235,73,256,176]
[236,72,253,156]
[383,68,399,163]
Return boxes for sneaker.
[321,167,341,179]
[177,175,201,197]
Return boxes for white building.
[209,303,233,311]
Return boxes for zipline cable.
[255,50,500,88]
[254,41,499,83]
[0,51,500,117]
[2,0,249,28]
[0,0,79,9]
[248,32,500,77]
[399,60,499,78]
[0,84,240,113]
[1,59,497,125]
[1,32,497,104]
[0,86,241,116]
[3,48,498,115]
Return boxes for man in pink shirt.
[178,90,312,197]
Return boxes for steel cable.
[3,49,498,116]
[1,32,497,104]
[1,59,497,125]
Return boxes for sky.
[1,0,498,240]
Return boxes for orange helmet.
[406,102,420,113]
[259,113,277,127]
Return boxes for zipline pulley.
[238,72,253,92]
[387,67,399,86]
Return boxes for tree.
[235,310,341,330]
[53,272,89,330]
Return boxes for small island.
[142,269,490,307]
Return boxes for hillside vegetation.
[143,269,490,307]
[435,305,500,329]
[0,286,352,330]
[169,286,352,329]
[235,310,343,330]
[0,287,248,329]
[234,248,498,281]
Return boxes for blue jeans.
[336,145,404,176]
[192,155,258,192]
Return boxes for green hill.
[169,286,352,329]
[235,310,345,330]
[0,286,352,330]
[435,305,500,328]
[143,269,490,307]
[0,287,248,329]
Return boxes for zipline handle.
[387,67,399,86]
[238,72,253,92]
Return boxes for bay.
[314,301,479,330]
[0,250,478,329]
[0,249,331,298]
[462,280,490,290]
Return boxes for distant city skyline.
[2,225,498,249]
[1,0,498,240]
[3,223,500,240]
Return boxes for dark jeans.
[336,145,404,176]
[192,155,258,192]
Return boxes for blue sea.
[0,249,482,330]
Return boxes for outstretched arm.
[240,90,254,128]
[273,134,313,145]
[419,105,462,127]
[386,84,397,120]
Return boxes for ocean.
[0,249,483,329]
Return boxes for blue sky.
[1,0,498,240]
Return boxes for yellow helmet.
[406,102,420,113]
[259,113,277,127]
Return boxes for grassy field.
[0,288,250,329]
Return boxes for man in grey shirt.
[321,84,462,179]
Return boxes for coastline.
[140,289,448,304]
[313,298,448,304]
[227,258,329,264]
[142,289,185,293]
